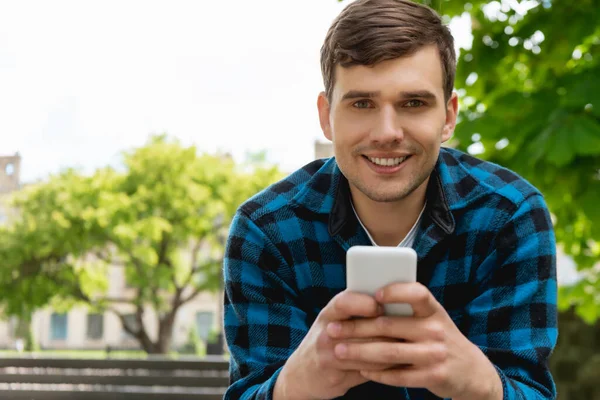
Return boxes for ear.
[441,92,459,143]
[317,92,333,141]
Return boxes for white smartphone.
[346,246,417,316]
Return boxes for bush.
[179,325,204,356]
[24,325,39,352]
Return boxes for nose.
[371,104,404,144]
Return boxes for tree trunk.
[153,316,175,354]
[124,296,180,354]
[14,313,31,339]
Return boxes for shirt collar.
[350,198,427,247]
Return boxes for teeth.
[368,156,407,166]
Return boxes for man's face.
[318,45,458,203]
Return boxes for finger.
[336,360,396,372]
[344,336,399,344]
[321,290,383,322]
[328,317,446,343]
[376,282,440,318]
[318,335,396,372]
[360,365,435,389]
[334,341,447,366]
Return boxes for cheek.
[405,115,444,147]
[331,114,368,145]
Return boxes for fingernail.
[376,289,384,301]
[327,322,341,335]
[335,343,348,358]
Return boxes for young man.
[223,0,557,399]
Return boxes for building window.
[86,313,104,340]
[196,311,214,341]
[5,163,14,176]
[121,313,138,340]
[50,313,68,341]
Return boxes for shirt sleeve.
[223,210,309,400]
[466,193,558,399]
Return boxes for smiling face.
[318,45,458,204]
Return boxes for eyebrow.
[340,90,437,101]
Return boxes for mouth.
[363,155,411,167]
[360,154,413,175]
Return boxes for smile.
[364,155,411,167]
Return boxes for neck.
[350,178,429,247]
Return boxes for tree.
[339,0,600,322]
[0,135,283,353]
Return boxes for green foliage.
[207,327,220,344]
[0,134,283,351]
[180,324,205,356]
[24,324,40,352]
[433,0,600,321]
[11,313,39,352]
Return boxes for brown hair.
[320,0,456,102]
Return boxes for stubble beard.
[348,160,433,203]
[340,142,436,203]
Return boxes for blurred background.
[0,0,598,399]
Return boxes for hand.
[327,283,503,400]
[274,290,396,400]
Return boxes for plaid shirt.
[223,148,557,400]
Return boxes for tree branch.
[94,250,127,267]
[183,238,204,288]
[179,285,204,305]
[103,239,147,280]
[181,223,225,291]
[157,232,170,267]
[156,232,179,291]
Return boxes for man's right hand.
[273,290,393,400]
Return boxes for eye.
[352,100,373,109]
[405,100,425,108]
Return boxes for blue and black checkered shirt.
[223,147,557,399]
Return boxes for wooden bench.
[0,356,230,400]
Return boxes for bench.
[0,356,230,400]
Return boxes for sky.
[0,0,471,183]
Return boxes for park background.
[0,0,598,398]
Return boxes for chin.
[356,183,413,203]
[367,190,411,203]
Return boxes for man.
[223,0,557,399]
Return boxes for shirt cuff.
[262,366,284,400]
[493,364,510,400]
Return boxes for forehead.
[332,45,445,101]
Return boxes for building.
[0,153,20,195]
[0,153,20,225]
[314,140,334,159]
[0,154,220,351]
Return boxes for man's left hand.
[326,282,503,400]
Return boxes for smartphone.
[346,246,417,317]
